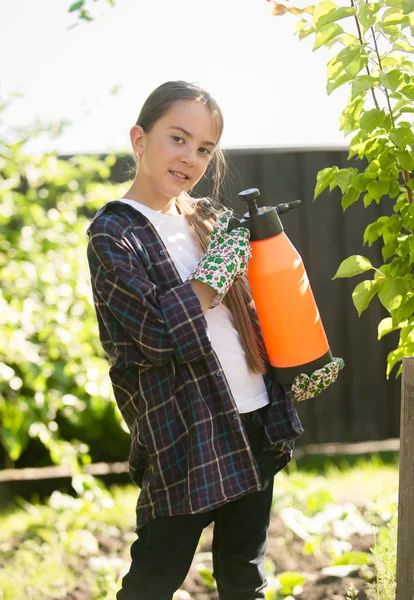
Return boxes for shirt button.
[159,249,165,256]
[216,371,222,378]
[232,413,238,420]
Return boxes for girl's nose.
[181,146,197,166]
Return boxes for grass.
[0,453,400,600]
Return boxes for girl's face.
[136,100,219,201]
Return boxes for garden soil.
[65,511,372,600]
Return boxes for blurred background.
[0,0,400,491]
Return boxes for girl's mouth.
[169,170,189,182]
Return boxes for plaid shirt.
[86,200,304,529]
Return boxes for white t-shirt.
[117,198,269,414]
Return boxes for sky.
[0,0,351,155]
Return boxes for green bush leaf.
[379,69,403,90]
[333,551,374,566]
[400,84,414,100]
[351,75,377,99]
[314,166,339,198]
[327,44,362,80]
[313,0,337,25]
[397,150,414,171]
[342,186,360,209]
[357,0,378,32]
[352,279,383,315]
[378,316,396,339]
[402,0,414,14]
[314,23,344,50]
[316,6,355,29]
[390,126,414,149]
[378,278,409,312]
[359,108,387,132]
[277,571,307,594]
[333,255,374,279]
[334,168,357,193]
[68,0,84,12]
[392,296,414,325]
[327,72,353,94]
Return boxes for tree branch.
[350,0,380,109]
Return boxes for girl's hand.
[291,357,344,402]
[189,210,251,308]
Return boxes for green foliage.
[0,483,136,600]
[68,0,115,25]
[271,0,414,378]
[0,97,128,467]
[366,507,398,599]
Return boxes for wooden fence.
[169,146,401,446]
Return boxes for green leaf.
[390,126,414,149]
[340,97,365,135]
[397,150,414,171]
[357,0,379,32]
[378,278,409,312]
[351,75,377,99]
[69,0,84,11]
[333,255,374,279]
[277,571,307,595]
[378,316,395,339]
[402,0,414,14]
[359,108,387,132]
[379,70,403,91]
[400,84,414,100]
[299,25,316,40]
[366,180,390,204]
[352,279,383,315]
[327,44,363,80]
[327,72,353,95]
[393,40,414,53]
[334,168,357,193]
[314,23,344,50]
[392,296,414,324]
[383,7,409,24]
[382,239,399,261]
[313,0,337,25]
[364,219,386,246]
[295,19,309,33]
[316,6,355,28]
[333,551,374,566]
[314,166,339,198]
[342,186,360,209]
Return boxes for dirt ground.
[179,513,371,600]
[65,509,372,600]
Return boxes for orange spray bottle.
[229,188,333,384]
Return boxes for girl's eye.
[172,136,184,143]
[199,147,211,156]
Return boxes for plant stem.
[371,27,396,128]
[350,0,380,109]
[403,171,414,204]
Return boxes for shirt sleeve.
[87,213,212,367]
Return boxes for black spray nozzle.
[238,188,260,215]
[228,189,303,237]
[275,199,303,214]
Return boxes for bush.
[0,99,131,470]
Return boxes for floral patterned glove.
[188,210,251,308]
[291,357,345,402]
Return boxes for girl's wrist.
[190,279,217,313]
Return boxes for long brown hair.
[135,81,267,374]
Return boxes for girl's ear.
[130,125,145,157]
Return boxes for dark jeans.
[117,406,275,600]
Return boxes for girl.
[86,81,306,600]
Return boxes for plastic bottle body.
[248,233,331,382]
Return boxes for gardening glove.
[291,357,345,402]
[188,209,251,308]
